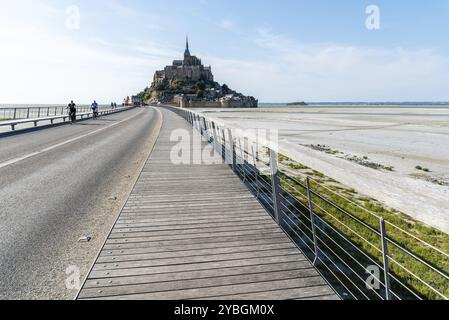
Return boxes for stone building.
[153,37,214,84]
[144,38,258,108]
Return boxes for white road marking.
[0,109,145,169]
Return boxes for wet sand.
[199,106,449,233]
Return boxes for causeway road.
[0,107,162,299]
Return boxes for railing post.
[199,116,204,135]
[221,128,226,162]
[27,108,30,119]
[380,218,392,300]
[306,177,319,265]
[251,145,260,197]
[239,138,246,182]
[202,117,208,137]
[13,108,17,120]
[38,108,41,118]
[194,114,198,130]
[227,128,236,171]
[269,149,282,225]
[211,121,216,147]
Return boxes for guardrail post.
[306,177,319,265]
[199,117,204,135]
[193,114,197,129]
[227,128,236,171]
[13,108,17,120]
[251,145,260,197]
[205,120,210,141]
[37,108,41,118]
[27,108,30,119]
[211,122,220,153]
[221,128,227,162]
[239,138,246,182]
[380,218,392,300]
[202,117,208,137]
[269,149,282,225]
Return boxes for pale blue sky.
[0,0,448,103]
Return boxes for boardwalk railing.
[169,106,449,301]
[0,106,133,131]
[0,105,117,121]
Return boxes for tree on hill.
[154,80,168,91]
[196,90,205,99]
[195,80,206,92]
[170,79,182,92]
[222,84,230,94]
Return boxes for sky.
[0,0,448,104]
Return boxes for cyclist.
[91,100,99,120]
[67,100,77,124]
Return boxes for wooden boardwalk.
[77,107,338,300]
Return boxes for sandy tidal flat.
[199,106,449,233]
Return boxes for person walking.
[67,100,77,124]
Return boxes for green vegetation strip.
[277,155,449,300]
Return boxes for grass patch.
[415,165,431,172]
[276,155,449,300]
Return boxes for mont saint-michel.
[140,38,258,108]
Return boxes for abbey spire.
[184,36,191,58]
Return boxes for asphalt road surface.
[0,107,162,300]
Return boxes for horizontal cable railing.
[169,106,449,301]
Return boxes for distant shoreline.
[259,102,449,109]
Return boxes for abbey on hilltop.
[138,37,258,108]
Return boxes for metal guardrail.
[0,106,133,131]
[171,106,449,301]
[0,105,115,121]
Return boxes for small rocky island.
[137,38,258,108]
[287,101,308,106]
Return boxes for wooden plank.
[109,222,276,239]
[102,233,289,251]
[88,255,308,279]
[114,216,273,227]
[104,229,285,245]
[97,242,297,263]
[81,277,327,300]
[297,294,341,300]
[99,238,293,257]
[92,248,301,271]
[79,269,321,299]
[83,261,314,289]
[195,285,336,300]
